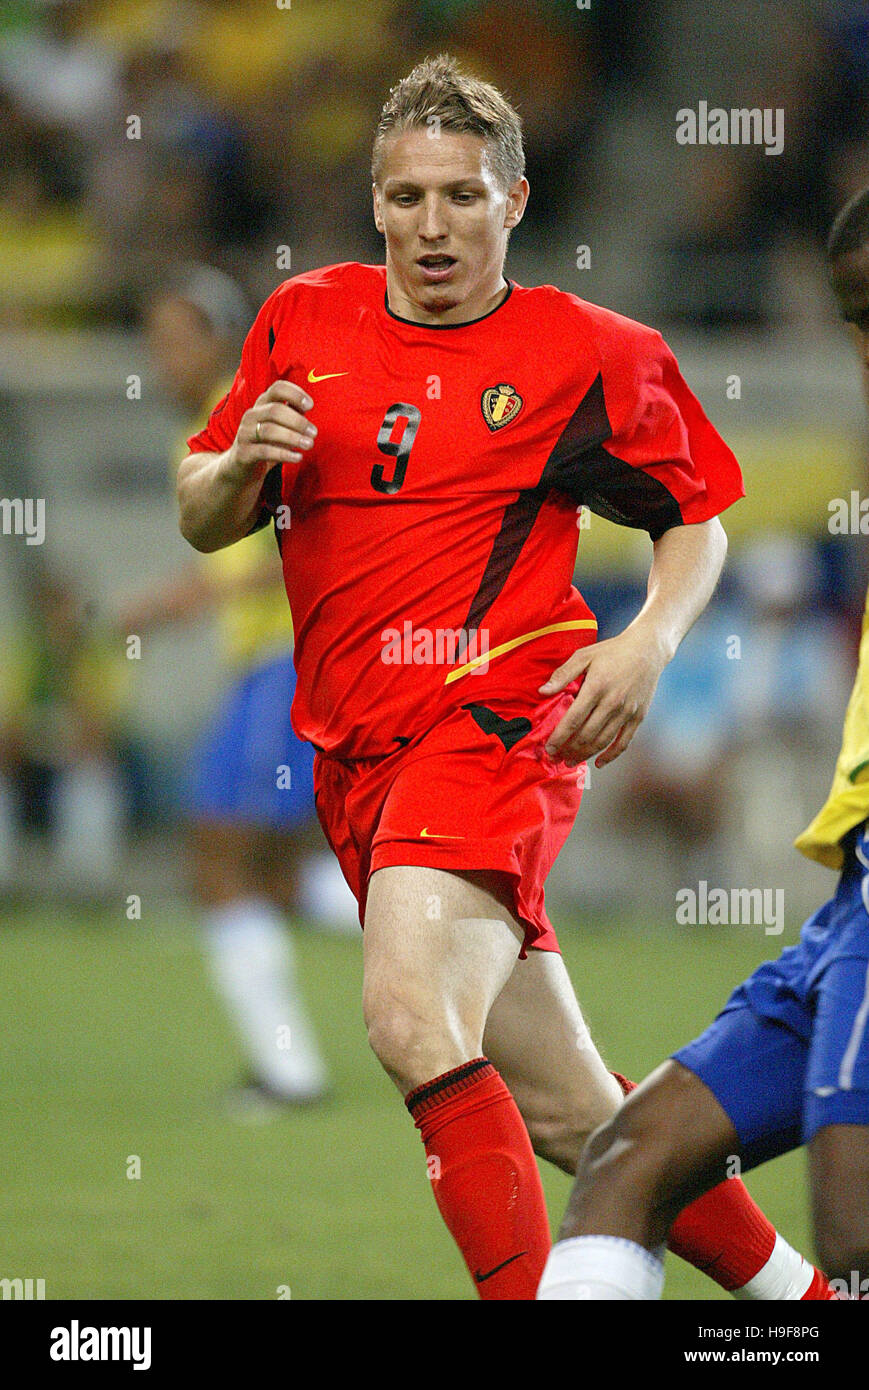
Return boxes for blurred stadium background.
[1,0,867,1300]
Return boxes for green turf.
[0,906,810,1300]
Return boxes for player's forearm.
[177,380,317,552]
[627,517,728,663]
[117,567,217,631]
[176,450,268,553]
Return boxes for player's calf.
[810,1123,869,1286]
[521,1100,616,1175]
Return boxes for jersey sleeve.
[185,287,280,457]
[552,327,745,541]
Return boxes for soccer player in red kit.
[177,56,833,1300]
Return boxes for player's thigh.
[259,818,327,910]
[363,864,524,1042]
[670,993,807,1172]
[187,818,264,904]
[483,947,623,1163]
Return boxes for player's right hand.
[226,380,318,476]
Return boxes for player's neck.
[385,271,510,326]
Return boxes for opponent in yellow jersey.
[796,589,869,869]
[0,572,130,896]
[540,185,869,1301]
[119,264,337,1109]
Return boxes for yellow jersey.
[176,383,292,673]
[795,587,869,869]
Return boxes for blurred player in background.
[538,185,869,1300]
[120,263,351,1112]
[609,590,742,899]
[0,569,129,902]
[176,57,832,1298]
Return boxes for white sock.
[204,897,329,1098]
[54,760,124,891]
[733,1231,815,1300]
[537,1236,665,1300]
[297,853,359,935]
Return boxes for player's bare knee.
[580,1101,675,1198]
[363,990,466,1089]
[365,998,421,1073]
[559,1108,680,1243]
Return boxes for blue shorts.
[674,823,869,1169]
[184,653,316,829]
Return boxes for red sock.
[669,1180,776,1288]
[802,1267,840,1300]
[611,1072,776,1290]
[406,1058,551,1299]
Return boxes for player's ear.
[504,177,530,230]
[372,184,385,235]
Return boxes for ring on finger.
[255,420,263,444]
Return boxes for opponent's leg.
[539,995,824,1299]
[363,864,550,1299]
[809,1126,869,1286]
[539,1059,747,1298]
[805,954,869,1286]
[566,1061,740,1242]
[191,819,329,1102]
[485,949,831,1298]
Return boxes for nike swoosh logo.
[420,828,466,839]
[474,1251,527,1283]
[307,369,349,383]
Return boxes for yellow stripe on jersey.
[795,587,869,870]
[177,381,292,672]
[443,619,598,684]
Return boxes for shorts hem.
[367,838,559,956]
[803,1086,869,1142]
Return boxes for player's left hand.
[538,626,668,768]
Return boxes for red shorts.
[312,684,585,955]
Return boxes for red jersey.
[187,262,744,758]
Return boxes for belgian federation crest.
[481,383,523,431]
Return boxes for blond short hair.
[372,53,525,190]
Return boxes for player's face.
[373,128,528,324]
[146,297,226,412]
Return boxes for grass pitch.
[0,905,810,1300]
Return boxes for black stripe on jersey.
[462,703,532,751]
[461,372,682,630]
[463,482,551,632]
[247,463,284,545]
[268,324,275,354]
[262,462,283,513]
[548,372,683,541]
